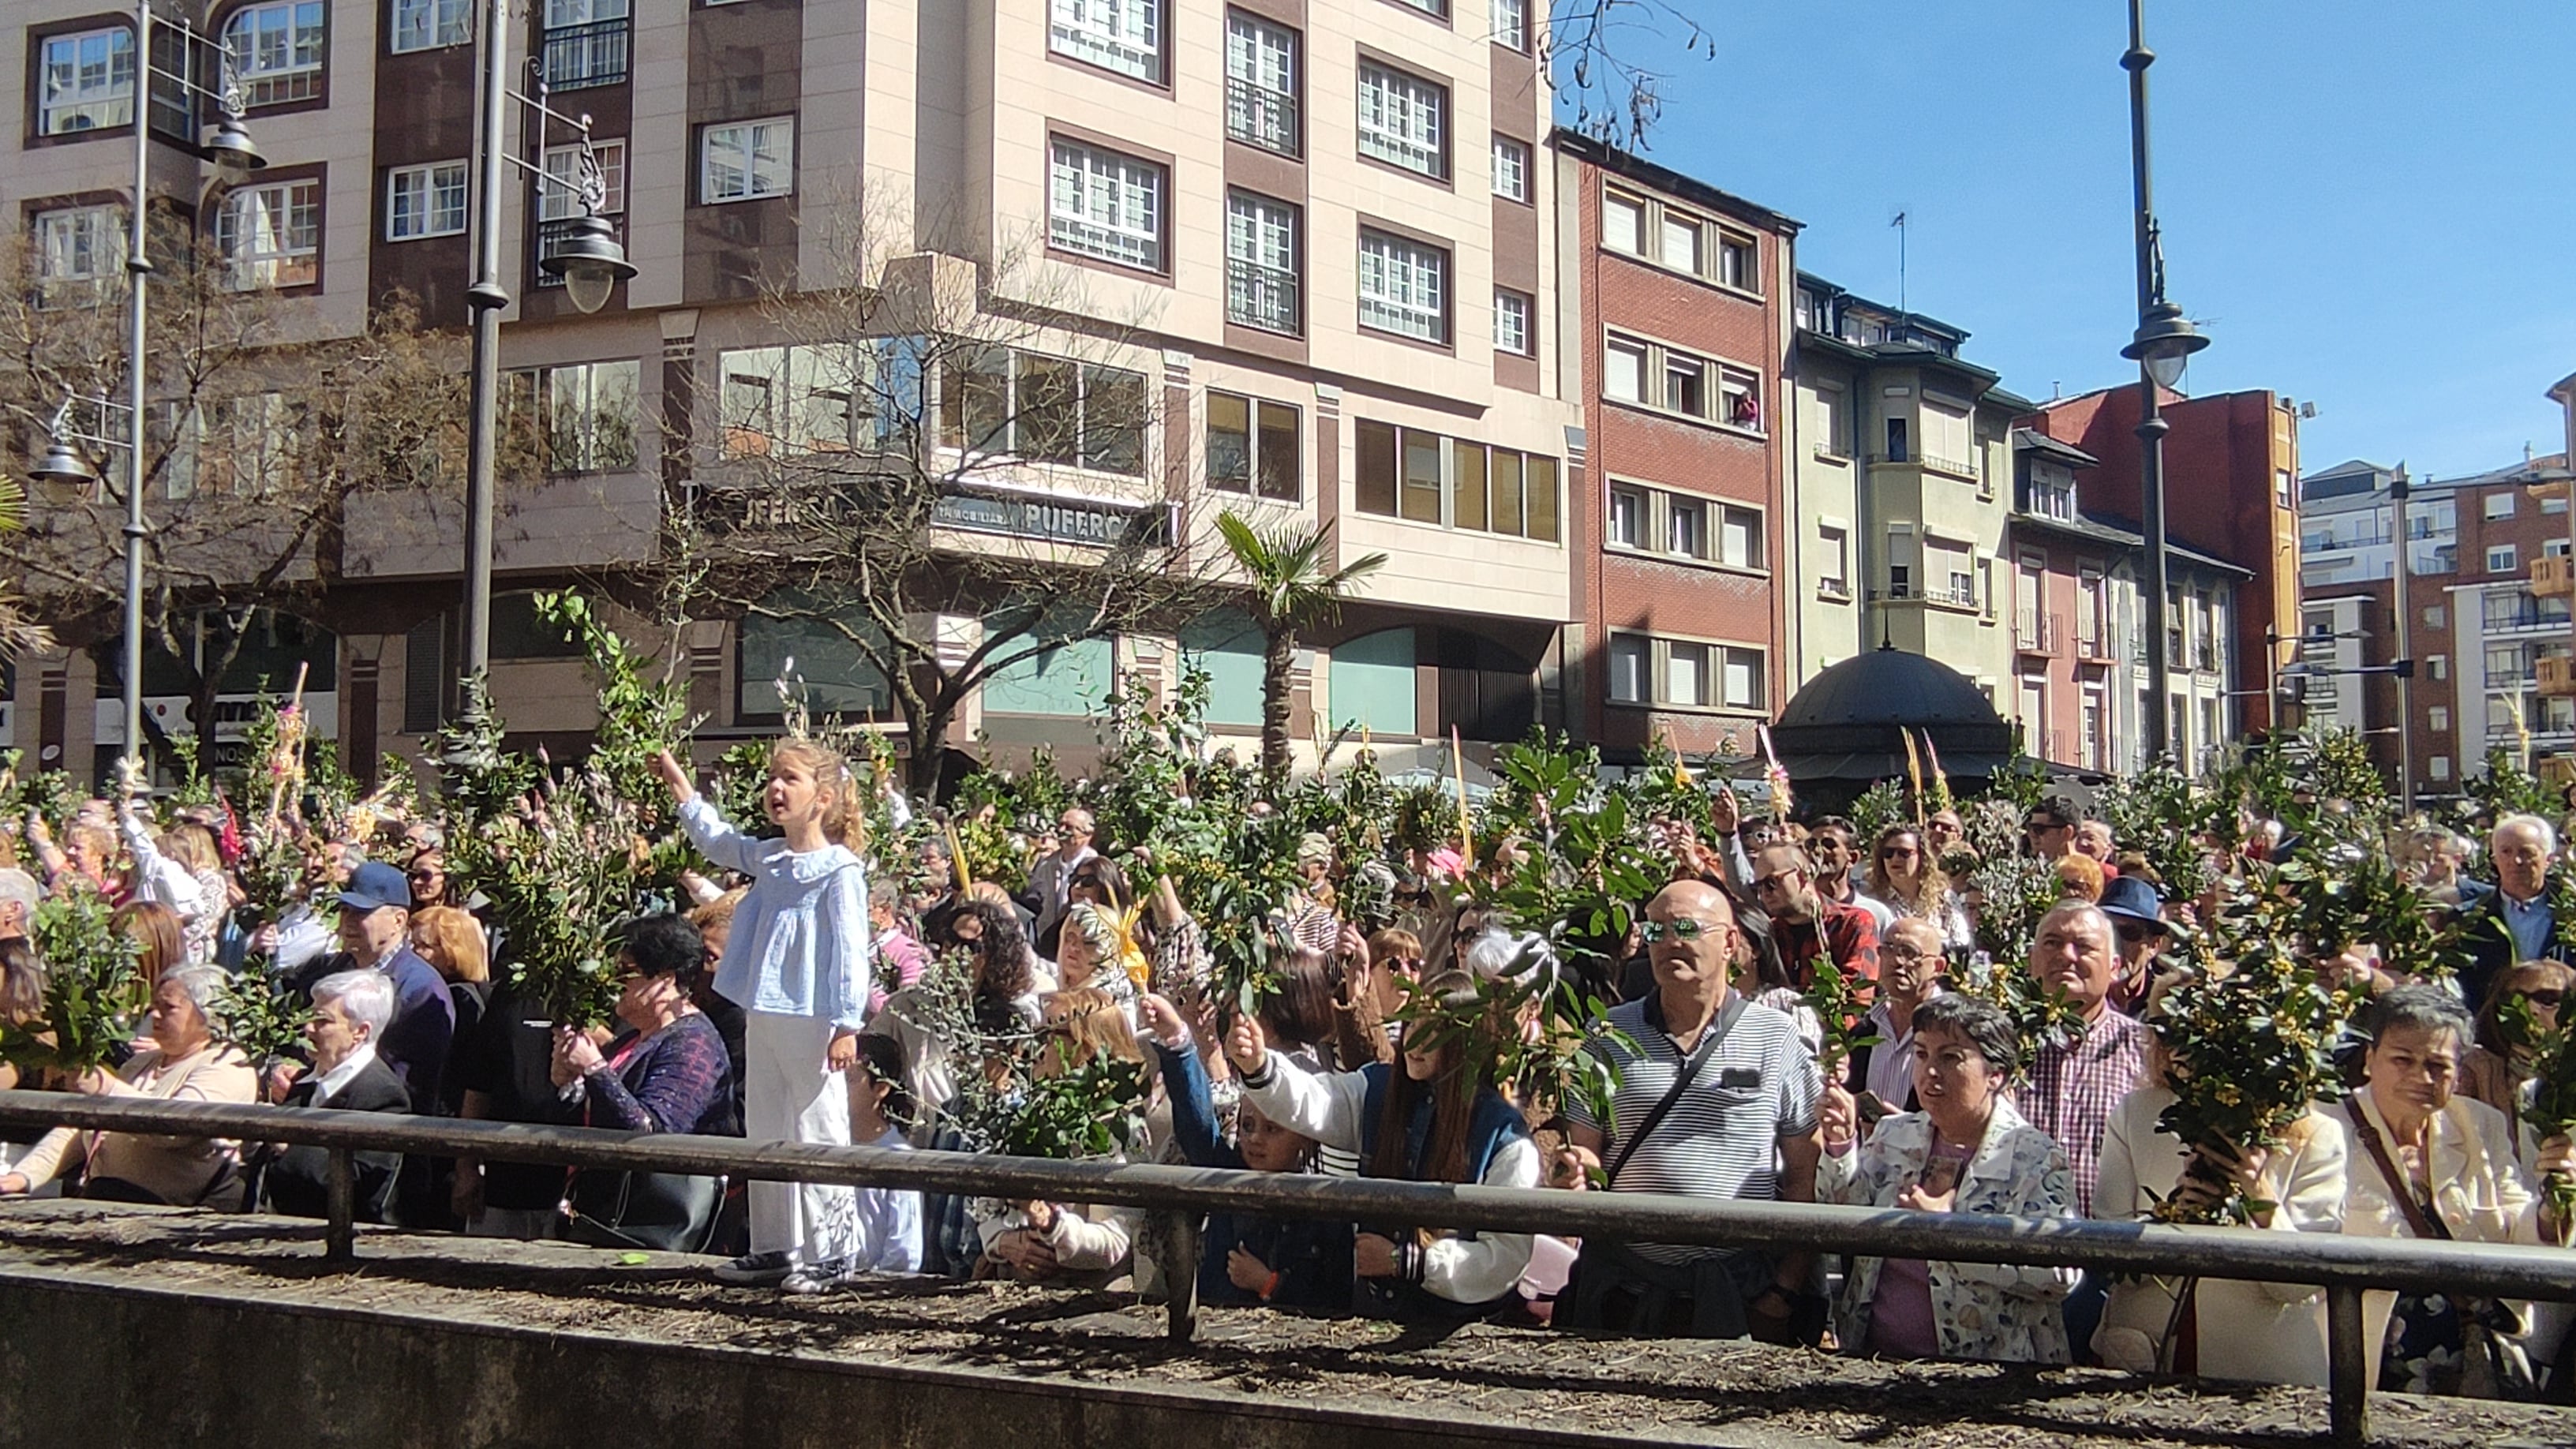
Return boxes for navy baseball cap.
[338,861,412,914]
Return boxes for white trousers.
[744,1009,859,1264]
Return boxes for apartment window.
[1608,635,1649,704]
[1050,0,1161,83]
[1390,0,1449,18]
[1660,215,1702,275]
[1491,0,1528,47]
[1665,497,1705,560]
[1718,505,1763,570]
[541,0,631,90]
[1608,489,1644,549]
[1885,416,1909,462]
[2424,605,2446,627]
[506,359,641,473]
[215,179,320,290]
[700,118,794,203]
[1602,191,1646,254]
[36,26,134,135]
[1720,645,1765,710]
[391,0,471,52]
[1050,140,1164,271]
[2428,653,2448,681]
[1718,234,1756,291]
[32,205,123,307]
[2430,755,2452,782]
[1719,366,1762,429]
[1664,356,1705,416]
[2275,468,2293,508]
[1810,384,1846,458]
[386,161,469,241]
[1357,63,1446,178]
[2488,544,2518,574]
[1357,230,1446,343]
[1604,339,1646,402]
[223,2,328,107]
[1224,192,1298,333]
[2486,490,2517,519]
[1353,421,1557,541]
[932,347,1148,474]
[1207,392,1300,502]
[2429,705,2451,732]
[1818,525,1849,597]
[1492,290,1531,357]
[1492,136,1530,202]
[1666,642,1708,707]
[1223,12,1297,155]
[720,339,927,458]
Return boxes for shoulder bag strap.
[2344,1098,2451,1241]
[1605,994,1747,1185]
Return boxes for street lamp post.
[2119,0,2209,765]
[32,4,262,777]
[457,0,635,713]
[2390,466,2416,817]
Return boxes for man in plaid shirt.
[2009,899,2148,1216]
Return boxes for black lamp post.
[2119,0,2209,766]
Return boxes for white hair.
[160,964,230,1031]
[2492,813,2558,857]
[312,968,397,1039]
[0,867,39,919]
[1462,926,1558,991]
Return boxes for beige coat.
[2091,1089,2348,1386]
[11,1043,258,1204]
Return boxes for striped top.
[1567,991,1825,1264]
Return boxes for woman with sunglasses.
[1866,825,1971,953]
[2466,960,2575,1125]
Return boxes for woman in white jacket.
[1224,970,1539,1320]
[2336,986,2571,1393]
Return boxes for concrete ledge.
[0,1203,2563,1449]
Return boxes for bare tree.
[0,225,472,769]
[659,192,1230,795]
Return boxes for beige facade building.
[4,0,1583,780]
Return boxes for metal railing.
[541,19,630,91]
[1,1091,2570,1444]
[1225,259,1299,335]
[1224,76,1297,155]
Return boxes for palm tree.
[0,477,47,660]
[1216,511,1387,784]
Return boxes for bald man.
[1558,880,1825,1341]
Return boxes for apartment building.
[2297,454,2576,798]
[1786,277,2018,710]
[1550,132,1797,758]
[4,0,1584,780]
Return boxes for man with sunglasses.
[1558,880,1824,1342]
[2024,799,2077,860]
[1743,841,1881,998]
[2095,876,2170,1017]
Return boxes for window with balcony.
[36,26,133,135]
[1050,140,1163,271]
[505,359,640,473]
[386,161,469,241]
[701,118,794,202]
[1207,391,1300,502]
[1224,191,1297,333]
[1818,525,1848,597]
[542,0,631,90]
[1493,290,1531,356]
[1223,12,1297,155]
[215,179,320,290]
[391,0,471,53]
[1357,62,1446,179]
[32,205,122,308]
[1050,0,1161,83]
[224,2,327,107]
[1492,136,1530,202]
[1357,230,1446,343]
[1491,0,1527,48]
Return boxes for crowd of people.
[2,729,2574,1406]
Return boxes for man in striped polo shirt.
[1558,879,1825,1340]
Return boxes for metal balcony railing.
[541,19,630,91]
[2014,612,2063,654]
[1225,260,1299,335]
[1224,76,1297,155]
[2,1089,2567,1447]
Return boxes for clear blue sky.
[1616,0,2574,481]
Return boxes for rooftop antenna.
[1890,209,1909,316]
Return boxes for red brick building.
[1552,133,1800,758]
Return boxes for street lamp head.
[538,213,636,316]
[31,436,97,486]
[2123,301,2209,391]
[199,116,268,178]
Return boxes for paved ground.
[0,1200,2567,1448]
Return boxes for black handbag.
[560,1166,727,1254]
